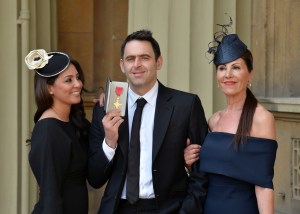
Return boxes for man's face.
[120,40,162,95]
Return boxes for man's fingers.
[103,116,123,128]
[98,92,105,106]
[106,109,121,117]
[115,118,124,128]
[103,110,122,122]
[186,138,191,146]
[110,116,124,127]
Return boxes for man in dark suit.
[88,29,208,214]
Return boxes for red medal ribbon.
[115,86,123,96]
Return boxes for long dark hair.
[33,59,90,139]
[231,50,257,149]
[216,50,257,148]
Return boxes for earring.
[248,82,252,89]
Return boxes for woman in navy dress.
[184,18,277,214]
[25,50,90,214]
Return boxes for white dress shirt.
[103,81,158,199]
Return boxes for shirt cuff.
[102,139,117,161]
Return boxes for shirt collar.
[128,81,158,109]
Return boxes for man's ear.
[120,59,125,74]
[156,56,163,70]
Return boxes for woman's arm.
[253,104,276,213]
[184,138,200,171]
[183,113,217,169]
[255,186,274,214]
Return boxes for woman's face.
[48,63,83,107]
[216,58,253,97]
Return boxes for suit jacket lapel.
[152,83,173,161]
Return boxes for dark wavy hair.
[33,59,90,140]
[121,29,161,61]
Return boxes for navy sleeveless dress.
[200,132,277,214]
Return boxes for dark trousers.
[117,199,158,214]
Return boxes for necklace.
[51,107,70,122]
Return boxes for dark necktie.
[126,98,147,204]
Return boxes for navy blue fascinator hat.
[25,49,70,77]
[207,15,248,65]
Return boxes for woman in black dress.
[25,49,90,214]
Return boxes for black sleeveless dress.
[29,118,89,214]
[200,132,277,214]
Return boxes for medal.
[113,86,123,109]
